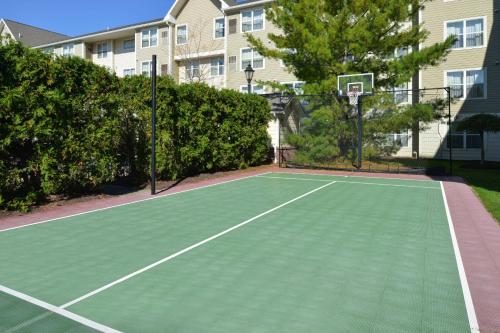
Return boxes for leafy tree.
[248,0,454,164]
[456,114,500,165]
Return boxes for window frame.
[123,68,135,77]
[186,60,200,80]
[123,39,135,51]
[141,61,153,77]
[62,43,74,56]
[240,8,265,33]
[444,16,486,50]
[240,84,266,94]
[141,28,158,49]
[446,130,482,150]
[240,48,265,71]
[210,57,225,77]
[282,81,306,94]
[176,24,188,45]
[97,42,108,59]
[444,68,487,100]
[214,17,225,39]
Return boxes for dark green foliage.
[0,40,271,211]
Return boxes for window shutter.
[229,19,237,34]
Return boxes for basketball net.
[347,88,360,106]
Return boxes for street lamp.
[244,64,255,94]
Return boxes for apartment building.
[3,0,499,161]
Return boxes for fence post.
[357,96,363,169]
[151,55,157,195]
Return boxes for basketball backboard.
[337,73,374,97]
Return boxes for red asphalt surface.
[1,166,499,332]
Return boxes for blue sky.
[2,0,175,36]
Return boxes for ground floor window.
[186,60,200,80]
[386,132,409,148]
[123,68,135,77]
[282,81,305,94]
[210,57,224,76]
[240,85,265,94]
[446,131,481,149]
[141,61,153,77]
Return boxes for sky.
[2,0,175,36]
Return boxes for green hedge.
[0,40,271,211]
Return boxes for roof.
[1,19,69,47]
[166,0,271,21]
[69,18,165,40]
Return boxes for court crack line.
[60,180,337,309]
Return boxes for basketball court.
[0,171,479,332]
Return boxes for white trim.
[240,84,266,94]
[240,7,265,33]
[175,24,188,45]
[444,16,487,50]
[1,19,15,40]
[168,23,173,75]
[0,173,270,234]
[222,0,273,12]
[0,284,121,333]
[223,15,228,88]
[440,182,480,333]
[444,67,487,100]
[60,179,337,308]
[273,171,438,183]
[256,175,440,189]
[174,48,225,61]
[213,17,225,40]
[240,47,265,70]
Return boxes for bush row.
[0,40,271,211]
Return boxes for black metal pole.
[357,96,363,169]
[151,55,157,195]
[247,81,252,94]
[447,87,452,176]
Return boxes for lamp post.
[244,64,255,94]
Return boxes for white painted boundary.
[440,182,480,333]
[0,284,121,333]
[60,180,337,308]
[278,170,437,182]
[0,172,272,234]
[257,175,440,190]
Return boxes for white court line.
[257,175,440,190]
[278,170,437,182]
[61,180,337,309]
[440,182,479,333]
[0,284,121,333]
[0,172,271,234]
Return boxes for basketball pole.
[357,96,363,169]
[151,55,157,195]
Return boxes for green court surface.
[0,172,473,332]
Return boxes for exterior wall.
[418,0,499,161]
[135,24,169,76]
[173,0,225,57]
[113,37,136,77]
[225,6,297,92]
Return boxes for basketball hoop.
[348,89,360,106]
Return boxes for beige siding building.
[6,0,500,161]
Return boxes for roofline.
[34,18,167,49]
[1,18,69,38]
[223,0,273,12]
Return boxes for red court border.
[1,166,498,332]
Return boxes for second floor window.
[214,18,225,39]
[446,18,484,49]
[211,57,224,76]
[142,28,158,48]
[241,48,264,70]
[123,39,135,51]
[62,43,74,56]
[241,9,264,32]
[177,25,187,45]
[447,69,486,99]
[97,42,108,59]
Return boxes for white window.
[43,47,54,55]
[186,60,200,79]
[211,57,224,76]
[393,82,410,104]
[241,48,264,70]
[141,61,153,77]
[97,42,108,59]
[447,131,481,149]
[62,43,74,56]
[240,85,265,94]
[123,68,135,77]
[214,18,225,39]
[446,17,485,49]
[142,28,158,48]
[241,8,264,32]
[176,25,187,45]
[446,69,486,99]
[283,81,305,94]
[123,39,135,51]
[386,132,409,148]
